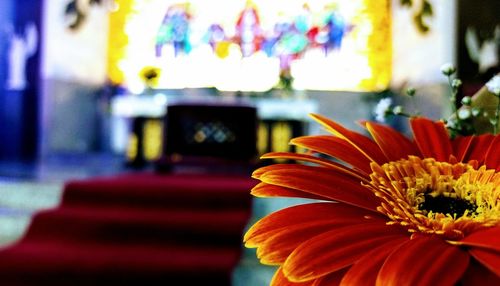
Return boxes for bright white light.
[128,80,145,95]
[153,93,168,105]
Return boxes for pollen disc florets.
[367,156,500,240]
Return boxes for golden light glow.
[126,133,138,160]
[143,119,163,161]
[271,122,292,154]
[107,0,134,85]
[257,123,269,156]
[360,0,391,90]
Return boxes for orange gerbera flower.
[244,114,500,286]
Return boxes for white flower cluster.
[440,63,456,76]
[374,98,392,123]
[486,74,500,96]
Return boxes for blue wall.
[0,0,13,89]
[0,0,42,161]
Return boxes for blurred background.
[0,0,498,285]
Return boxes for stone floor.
[0,180,63,246]
[0,153,129,246]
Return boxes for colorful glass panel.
[108,0,391,92]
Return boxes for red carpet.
[0,173,255,285]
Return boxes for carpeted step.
[62,173,255,210]
[0,240,239,285]
[21,206,251,246]
[0,172,255,285]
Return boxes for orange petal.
[364,121,420,161]
[310,114,387,164]
[410,117,452,161]
[452,135,474,162]
[261,152,369,182]
[259,165,379,211]
[484,136,500,171]
[312,268,349,286]
[272,267,315,286]
[458,226,500,252]
[253,164,296,179]
[244,202,381,247]
[257,219,366,265]
[250,182,330,201]
[460,257,500,286]
[463,134,494,164]
[283,222,407,282]
[468,248,500,277]
[291,136,372,174]
[340,236,409,286]
[376,236,469,286]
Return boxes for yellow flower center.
[367,156,500,240]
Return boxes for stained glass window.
[108,0,391,92]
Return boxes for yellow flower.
[139,66,161,88]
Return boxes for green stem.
[494,99,500,135]
[394,112,413,118]
[448,76,460,128]
[411,96,420,115]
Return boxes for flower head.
[458,108,472,120]
[452,78,463,89]
[139,66,161,88]
[245,114,500,285]
[406,87,416,96]
[461,96,472,106]
[486,74,500,96]
[392,105,404,115]
[441,63,457,76]
[374,98,392,123]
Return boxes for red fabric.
[62,173,254,210]
[0,172,256,285]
